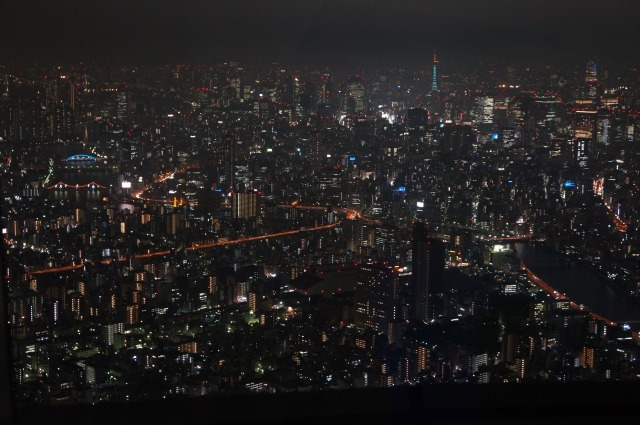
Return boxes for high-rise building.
[102,322,125,346]
[574,137,589,161]
[126,305,140,325]
[343,219,374,254]
[406,108,428,136]
[441,123,474,156]
[404,343,430,383]
[472,95,494,131]
[51,101,74,141]
[573,108,597,140]
[581,345,596,369]
[469,352,488,376]
[232,191,258,220]
[354,263,399,341]
[584,61,598,98]
[210,131,235,188]
[116,84,129,120]
[412,222,445,323]
[585,61,597,83]
[165,210,184,235]
[196,188,223,214]
[345,76,365,114]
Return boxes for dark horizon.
[2,0,640,68]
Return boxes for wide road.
[28,222,338,276]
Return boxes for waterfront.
[515,243,640,325]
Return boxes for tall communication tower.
[431,50,439,92]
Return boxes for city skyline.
[4,56,640,404]
[4,0,640,412]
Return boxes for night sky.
[2,0,640,67]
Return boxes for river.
[514,243,640,325]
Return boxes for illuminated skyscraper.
[404,343,430,382]
[472,95,494,127]
[431,50,438,92]
[232,191,258,220]
[574,138,589,161]
[585,61,598,99]
[346,76,365,114]
[585,61,597,83]
[116,85,129,120]
[102,322,125,346]
[354,263,399,341]
[126,305,140,325]
[412,222,445,323]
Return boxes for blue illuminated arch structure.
[66,154,97,163]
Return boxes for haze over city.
[2,0,640,65]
